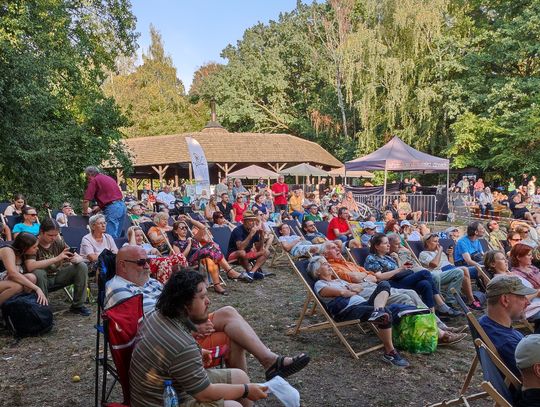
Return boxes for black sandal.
[264,353,310,381]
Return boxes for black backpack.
[2,292,53,337]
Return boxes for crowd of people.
[2,167,540,405]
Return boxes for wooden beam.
[188,164,193,180]
[116,169,124,185]
[151,165,169,183]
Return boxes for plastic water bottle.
[163,380,179,407]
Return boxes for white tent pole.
[446,167,450,218]
[383,165,388,208]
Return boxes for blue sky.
[131,0,300,90]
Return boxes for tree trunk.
[336,67,348,138]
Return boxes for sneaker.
[382,350,410,368]
[468,300,484,311]
[436,307,462,318]
[238,271,254,283]
[439,331,467,346]
[252,271,265,280]
[368,309,390,326]
[69,305,91,317]
[446,324,468,334]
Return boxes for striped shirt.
[130,311,210,407]
[104,275,162,314]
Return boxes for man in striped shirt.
[105,246,310,379]
[130,271,268,407]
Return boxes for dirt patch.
[0,255,492,407]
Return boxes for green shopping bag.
[392,313,438,354]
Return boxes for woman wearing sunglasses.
[171,216,249,294]
[12,206,40,238]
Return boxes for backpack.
[2,293,53,337]
[392,312,438,354]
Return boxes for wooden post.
[188,163,193,180]
[216,163,237,177]
[116,169,124,186]
[151,165,169,184]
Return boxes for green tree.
[0,0,137,210]
[104,25,208,138]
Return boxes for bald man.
[104,246,310,378]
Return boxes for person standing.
[271,175,289,213]
[82,166,126,238]
[215,177,228,201]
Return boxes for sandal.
[212,284,229,296]
[265,353,310,381]
[225,268,241,280]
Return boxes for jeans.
[104,200,126,238]
[454,261,479,279]
[335,281,392,328]
[389,269,439,308]
[431,267,464,305]
[290,210,304,223]
[33,262,89,308]
[480,203,494,216]
[274,204,287,213]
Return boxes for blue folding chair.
[348,247,371,267]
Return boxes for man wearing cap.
[82,165,126,238]
[227,210,271,279]
[326,207,362,248]
[515,334,540,406]
[479,275,536,376]
[360,221,378,247]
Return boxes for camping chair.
[406,240,424,259]
[475,338,520,407]
[67,215,90,229]
[314,220,329,236]
[478,238,490,254]
[114,237,128,249]
[348,247,371,268]
[439,238,455,253]
[287,259,383,359]
[3,215,20,230]
[61,227,89,250]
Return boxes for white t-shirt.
[104,275,163,315]
[419,250,452,271]
[314,279,367,310]
[156,191,176,209]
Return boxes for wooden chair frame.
[287,259,383,359]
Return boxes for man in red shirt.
[271,175,289,213]
[82,166,126,238]
[327,207,361,248]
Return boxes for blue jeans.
[454,260,479,279]
[290,210,304,223]
[104,200,126,238]
[389,269,439,308]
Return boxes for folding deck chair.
[287,259,383,359]
[348,247,371,268]
[314,220,329,236]
[61,227,89,250]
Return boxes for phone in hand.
[69,247,77,254]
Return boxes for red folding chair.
[99,294,144,407]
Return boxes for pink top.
[511,265,540,289]
[84,173,123,208]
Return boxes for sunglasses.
[124,258,151,266]
[177,226,188,230]
[510,238,522,241]
[217,215,224,218]
[27,213,37,217]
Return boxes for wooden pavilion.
[116,120,342,189]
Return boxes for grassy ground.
[0,254,493,407]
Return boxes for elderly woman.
[3,193,26,216]
[478,187,494,217]
[514,224,539,248]
[0,232,47,306]
[147,212,173,254]
[232,178,249,202]
[171,216,250,293]
[204,195,219,222]
[12,206,40,238]
[307,255,410,367]
[80,214,118,266]
[484,250,511,277]
[277,223,323,257]
[364,233,450,313]
[55,202,75,228]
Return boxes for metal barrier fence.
[352,194,438,223]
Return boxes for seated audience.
[304,204,322,222]
[251,193,269,216]
[326,207,361,248]
[384,220,400,235]
[55,202,76,227]
[147,212,172,254]
[217,193,234,222]
[106,247,309,385]
[204,195,219,222]
[263,190,275,215]
[289,188,305,223]
[515,224,539,249]
[360,221,377,247]
[486,220,507,250]
[0,220,12,241]
[453,222,485,280]
[212,211,231,228]
[445,226,461,243]
[251,209,274,251]
[506,230,524,255]
[12,206,40,238]
[3,193,26,216]
[129,270,269,407]
[277,223,323,257]
[227,211,270,279]
[155,184,176,211]
[365,233,451,313]
[397,194,421,222]
[232,194,248,223]
[515,335,540,406]
[0,233,46,306]
[479,275,536,377]
[24,218,89,316]
[341,191,360,219]
[308,256,409,367]
[80,214,118,271]
[484,250,512,277]
[478,187,494,217]
[326,193,340,211]
[128,203,152,223]
[420,233,481,310]
[171,217,248,292]
[510,244,540,290]
[511,193,540,225]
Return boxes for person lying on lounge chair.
[277,223,323,257]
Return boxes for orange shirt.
[327,258,374,283]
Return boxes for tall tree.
[103,25,208,138]
[0,0,137,209]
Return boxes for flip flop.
[265,353,310,381]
